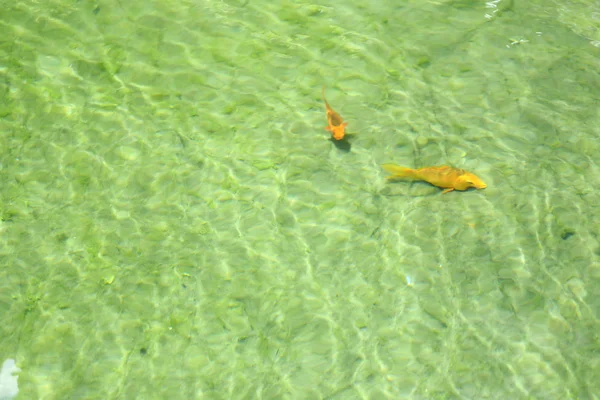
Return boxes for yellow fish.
[322,87,347,141]
[382,164,487,194]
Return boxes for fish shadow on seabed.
[330,134,355,152]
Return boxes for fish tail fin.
[321,86,329,108]
[381,164,416,179]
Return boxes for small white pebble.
[0,359,20,400]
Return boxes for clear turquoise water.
[1,0,599,399]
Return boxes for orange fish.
[382,164,487,194]
[322,87,347,140]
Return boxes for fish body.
[322,87,347,140]
[382,164,486,194]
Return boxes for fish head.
[456,172,487,190]
[330,123,347,140]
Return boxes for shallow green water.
[1,0,599,399]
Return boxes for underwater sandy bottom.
[1,0,599,399]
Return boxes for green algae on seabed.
[1,0,600,399]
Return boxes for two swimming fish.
[321,88,487,194]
